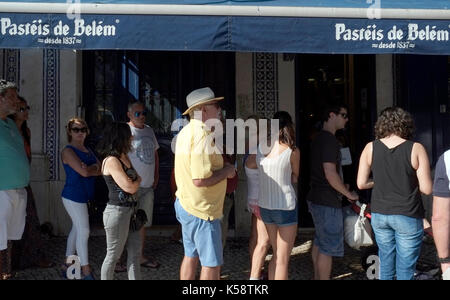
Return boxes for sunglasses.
[71,127,88,133]
[134,111,147,118]
[338,112,348,119]
[19,106,30,112]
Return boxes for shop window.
[83,50,235,225]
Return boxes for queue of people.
[0,79,449,280]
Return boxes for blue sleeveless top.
[62,145,97,203]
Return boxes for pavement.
[9,227,440,280]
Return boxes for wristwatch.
[438,256,450,263]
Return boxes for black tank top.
[103,156,138,207]
[371,139,424,218]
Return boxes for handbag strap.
[359,204,367,218]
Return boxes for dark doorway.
[394,54,450,166]
[295,54,376,227]
[82,50,235,226]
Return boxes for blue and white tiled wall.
[252,53,279,119]
[1,49,61,181]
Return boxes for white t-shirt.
[128,124,160,188]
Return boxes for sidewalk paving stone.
[10,231,439,280]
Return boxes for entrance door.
[83,50,235,225]
[295,54,376,227]
[395,54,450,165]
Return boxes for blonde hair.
[66,117,89,142]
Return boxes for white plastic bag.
[343,203,374,250]
[443,268,450,280]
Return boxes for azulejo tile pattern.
[43,49,60,181]
[2,49,20,90]
[252,53,278,119]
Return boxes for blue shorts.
[308,202,344,257]
[260,204,298,227]
[174,199,223,267]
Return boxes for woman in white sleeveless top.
[244,115,270,280]
[256,111,300,280]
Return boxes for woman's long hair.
[273,111,296,150]
[96,122,132,159]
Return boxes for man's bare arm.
[432,196,450,273]
[323,162,358,201]
[193,164,236,187]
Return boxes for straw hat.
[182,87,224,115]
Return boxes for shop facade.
[0,1,449,235]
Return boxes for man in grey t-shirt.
[307,104,358,280]
[125,101,160,269]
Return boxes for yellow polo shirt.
[175,119,226,220]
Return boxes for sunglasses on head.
[134,111,147,118]
[19,106,30,112]
[71,127,88,133]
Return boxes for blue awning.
[0,1,449,54]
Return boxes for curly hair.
[374,107,415,140]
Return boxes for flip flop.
[140,258,160,269]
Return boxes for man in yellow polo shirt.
[174,87,236,280]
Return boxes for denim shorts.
[260,204,298,227]
[174,199,223,267]
[308,202,344,257]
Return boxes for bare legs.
[249,214,270,279]
[265,224,297,280]
[311,244,332,280]
[180,256,221,280]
